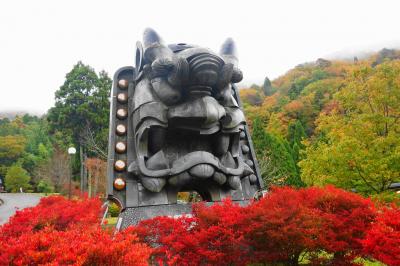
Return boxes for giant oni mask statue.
[107,28,263,224]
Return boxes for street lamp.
[67,147,76,199]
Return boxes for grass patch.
[102,217,119,229]
[299,252,385,265]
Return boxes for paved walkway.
[0,193,42,225]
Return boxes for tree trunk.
[83,151,88,192]
[93,170,98,196]
[88,172,92,197]
[80,145,84,191]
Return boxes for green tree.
[87,70,112,156]
[262,76,274,96]
[0,116,55,192]
[5,164,31,192]
[288,69,328,100]
[48,61,100,144]
[0,117,10,126]
[252,118,302,187]
[21,114,40,124]
[0,135,26,177]
[21,119,53,177]
[288,120,306,147]
[36,179,54,193]
[287,120,307,163]
[48,62,111,152]
[47,62,112,189]
[0,117,24,136]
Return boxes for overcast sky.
[1,0,400,114]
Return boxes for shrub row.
[0,196,151,266]
[133,186,400,265]
[1,186,399,265]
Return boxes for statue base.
[116,201,249,230]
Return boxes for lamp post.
[67,147,76,199]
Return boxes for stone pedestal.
[116,200,250,229]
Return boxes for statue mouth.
[186,85,213,97]
[128,118,253,192]
[133,151,248,178]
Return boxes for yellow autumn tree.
[0,135,27,177]
[299,61,400,194]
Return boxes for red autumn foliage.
[0,196,101,241]
[244,186,376,265]
[0,196,152,266]
[363,206,400,266]
[0,226,152,266]
[134,201,250,265]
[133,186,377,265]
[1,187,399,265]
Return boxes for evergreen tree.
[91,70,113,154]
[47,62,112,190]
[287,120,307,165]
[252,118,303,187]
[262,76,274,96]
[48,61,101,145]
[288,120,307,147]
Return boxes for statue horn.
[142,28,173,63]
[220,38,242,83]
[143,28,164,49]
[220,38,238,58]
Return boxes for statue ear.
[143,28,164,49]
[220,38,237,58]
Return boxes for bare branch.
[80,124,108,160]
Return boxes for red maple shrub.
[133,186,378,265]
[0,225,152,266]
[363,206,400,266]
[0,196,152,266]
[134,200,251,265]
[0,196,101,241]
[308,186,377,263]
[244,186,376,265]
[242,186,326,265]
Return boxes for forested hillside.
[241,48,400,197]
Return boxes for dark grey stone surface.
[118,204,192,229]
[118,200,250,229]
[107,28,264,227]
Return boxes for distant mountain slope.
[240,48,400,192]
[241,48,400,136]
[0,111,42,120]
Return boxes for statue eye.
[177,43,186,46]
